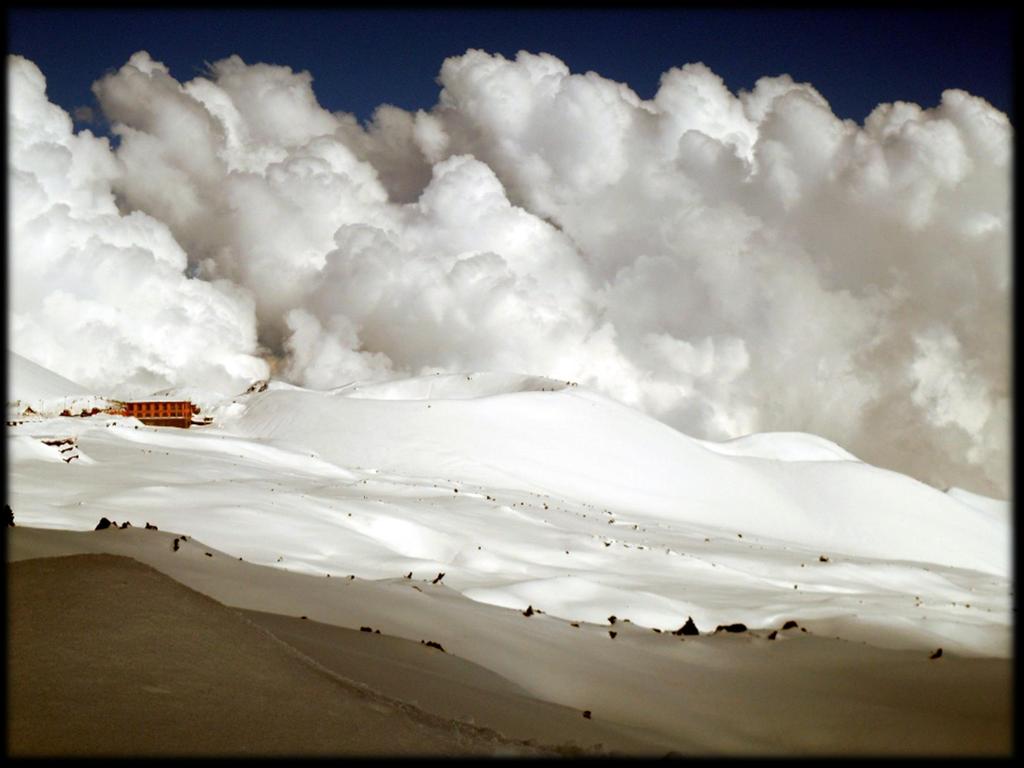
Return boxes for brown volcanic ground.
[7,554,551,757]
[7,527,1013,757]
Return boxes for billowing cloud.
[7,55,268,397]
[7,49,1011,497]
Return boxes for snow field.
[7,355,1011,657]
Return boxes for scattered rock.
[204,552,212,557]
[714,623,748,634]
[930,648,943,659]
[95,517,113,531]
[432,572,445,584]
[301,616,308,620]
[360,626,373,633]
[673,616,700,636]
[652,628,662,633]
[819,555,830,563]
[570,622,580,628]
[422,640,446,652]
[145,522,158,530]
[119,521,131,529]
[8,504,14,527]
[608,615,617,625]
[782,620,799,630]
[404,572,412,579]
[768,630,778,640]
[608,631,617,639]
[523,605,535,617]
[582,711,592,720]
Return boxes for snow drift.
[226,372,1008,576]
[7,356,1011,656]
[9,350,89,403]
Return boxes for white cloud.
[7,55,268,397]
[7,49,1011,496]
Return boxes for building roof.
[119,398,193,404]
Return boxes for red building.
[116,400,196,428]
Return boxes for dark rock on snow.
[715,623,747,633]
[95,517,113,530]
[673,616,700,636]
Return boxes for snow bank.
[8,350,90,404]
[8,368,1010,657]
[946,486,1011,518]
[225,376,1008,576]
[697,431,860,462]
[331,372,570,400]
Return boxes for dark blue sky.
[7,7,1016,130]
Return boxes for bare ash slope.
[7,527,1012,757]
[7,552,554,757]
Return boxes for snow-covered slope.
[696,431,860,462]
[9,351,90,403]
[330,372,571,400]
[225,373,1007,576]
[8,365,1012,657]
[946,486,1010,519]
